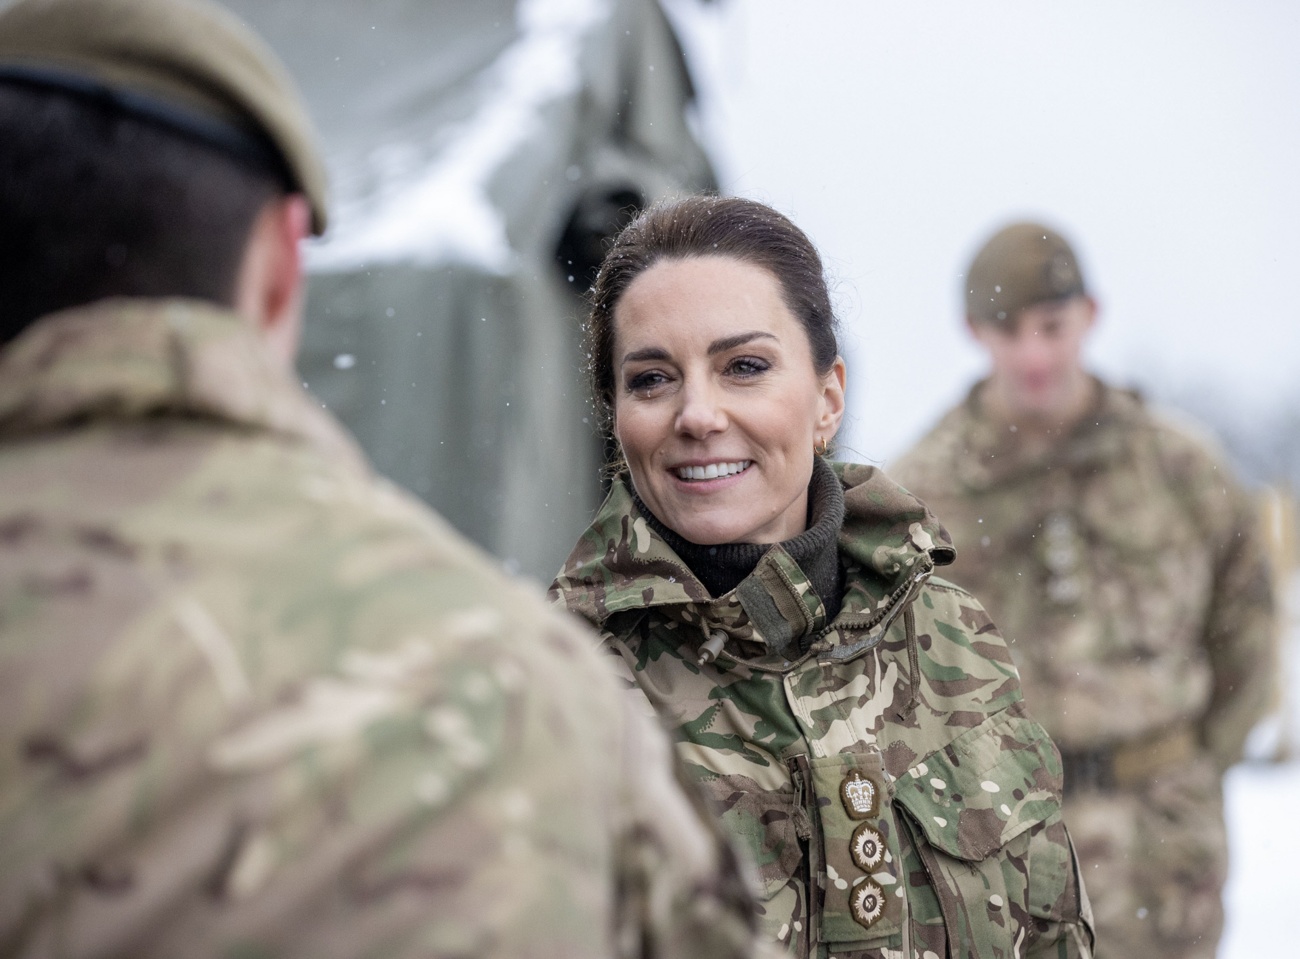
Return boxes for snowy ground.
[1222,759,1300,957]
[1220,572,1300,957]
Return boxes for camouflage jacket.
[890,380,1276,765]
[551,465,1093,959]
[0,299,764,959]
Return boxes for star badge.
[851,822,885,871]
[851,879,885,929]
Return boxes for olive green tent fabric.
[218,0,716,580]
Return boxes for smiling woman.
[612,255,845,545]
[550,195,1095,959]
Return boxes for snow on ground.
[1222,760,1300,958]
[1221,571,1300,957]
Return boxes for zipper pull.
[787,755,813,840]
[697,629,727,665]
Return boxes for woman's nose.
[674,380,728,438]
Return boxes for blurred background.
[218,2,1297,952]
[674,1,1299,490]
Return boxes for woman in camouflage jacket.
[551,196,1093,959]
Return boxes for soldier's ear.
[965,315,1002,352]
[233,194,311,369]
[1080,296,1099,331]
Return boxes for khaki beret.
[0,0,328,234]
[965,221,1086,326]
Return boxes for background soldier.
[0,1,763,956]
[890,221,1276,959]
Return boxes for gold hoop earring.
[814,437,829,456]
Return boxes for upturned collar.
[0,297,367,472]
[630,456,846,624]
[551,461,954,669]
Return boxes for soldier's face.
[970,296,1096,423]
[611,256,845,546]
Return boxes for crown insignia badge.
[840,772,878,819]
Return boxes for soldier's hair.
[586,194,841,428]
[0,83,281,344]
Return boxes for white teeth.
[675,461,751,481]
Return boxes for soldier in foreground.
[0,1,764,956]
[891,221,1276,959]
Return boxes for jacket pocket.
[892,709,1087,957]
[693,774,809,951]
[893,709,1062,859]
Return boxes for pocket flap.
[695,777,801,902]
[893,710,1063,861]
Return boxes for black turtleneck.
[632,456,846,623]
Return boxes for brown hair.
[586,194,840,430]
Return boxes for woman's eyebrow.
[708,331,777,355]
[621,346,671,366]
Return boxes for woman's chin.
[662,510,786,547]
[656,510,746,547]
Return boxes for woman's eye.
[626,370,669,393]
[727,356,770,377]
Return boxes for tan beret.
[0,0,328,234]
[965,221,1086,326]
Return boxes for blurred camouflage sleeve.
[1190,458,1278,771]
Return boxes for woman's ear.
[817,356,847,436]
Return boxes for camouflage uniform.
[0,299,764,959]
[551,463,1094,959]
[890,379,1276,959]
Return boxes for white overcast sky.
[668,0,1300,464]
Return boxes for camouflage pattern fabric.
[551,463,1095,959]
[0,299,765,959]
[890,379,1277,959]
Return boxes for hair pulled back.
[587,194,840,428]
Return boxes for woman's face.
[611,256,845,546]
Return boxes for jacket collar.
[551,461,954,664]
[0,297,367,471]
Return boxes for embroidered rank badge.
[851,879,885,929]
[851,822,885,871]
[840,771,878,819]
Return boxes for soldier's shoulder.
[1105,386,1229,467]
[1104,390,1251,506]
[1146,403,1235,472]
